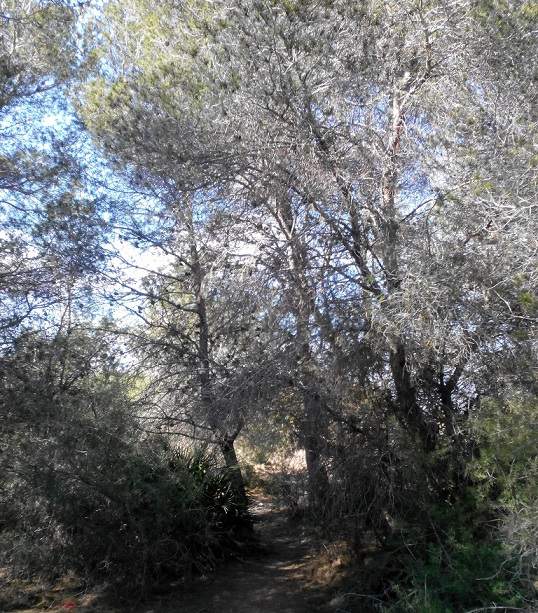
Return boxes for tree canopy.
[0,1,537,610]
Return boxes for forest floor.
[3,492,349,613]
[139,492,330,613]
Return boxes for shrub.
[382,490,533,612]
[1,439,251,596]
[390,534,527,612]
[470,396,538,593]
[0,331,251,596]
[326,396,538,612]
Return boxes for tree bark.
[302,385,329,509]
[390,342,437,452]
[220,437,249,511]
[274,194,330,510]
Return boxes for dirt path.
[4,495,330,613]
[141,496,327,613]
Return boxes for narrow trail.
[4,495,332,613]
[145,495,327,613]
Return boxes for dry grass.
[0,570,113,613]
[303,541,355,589]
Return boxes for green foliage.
[470,396,538,506]
[381,397,538,611]
[520,0,538,20]
[468,397,538,591]
[3,0,535,609]
[1,440,250,595]
[386,500,528,612]
[0,1,78,106]
[518,290,538,317]
[82,0,217,129]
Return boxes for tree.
[0,0,102,345]
[79,0,536,504]
[96,179,287,507]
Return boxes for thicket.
[0,331,251,598]
[383,398,538,613]
[256,394,538,612]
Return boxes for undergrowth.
[0,439,252,599]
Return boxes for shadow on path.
[142,495,326,613]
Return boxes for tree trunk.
[186,201,250,520]
[303,386,329,510]
[220,437,249,511]
[273,194,330,510]
[390,343,437,452]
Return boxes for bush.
[502,499,538,593]
[469,396,538,593]
[0,332,251,597]
[382,486,534,612]
[390,527,527,612]
[1,439,251,596]
[324,396,538,612]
